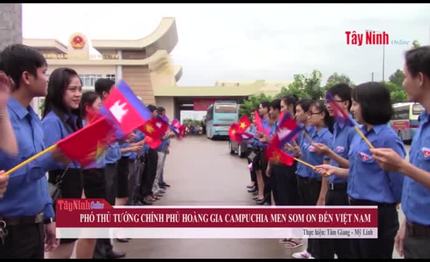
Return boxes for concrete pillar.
[0,4,22,51]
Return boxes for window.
[206,106,214,121]
[392,106,409,120]
[214,104,237,113]
[106,74,116,82]
[413,104,424,115]
[79,74,103,88]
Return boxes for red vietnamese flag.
[254,111,270,136]
[56,117,115,167]
[153,117,169,137]
[237,115,251,134]
[144,135,162,149]
[139,120,161,140]
[179,125,186,138]
[138,117,169,140]
[228,123,242,142]
[266,140,294,166]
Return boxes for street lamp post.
[382,43,385,82]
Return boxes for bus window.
[215,104,237,113]
[391,102,423,144]
[206,102,239,139]
[412,104,424,115]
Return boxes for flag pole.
[353,126,375,149]
[293,157,330,177]
[328,93,375,149]
[3,144,57,176]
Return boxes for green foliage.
[239,69,408,116]
[412,40,421,49]
[239,93,272,117]
[388,69,405,87]
[386,70,407,103]
[324,73,354,90]
[304,70,324,100]
[182,119,203,128]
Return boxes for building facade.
[25,17,288,120]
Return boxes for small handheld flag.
[102,80,152,137]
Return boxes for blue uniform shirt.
[105,142,121,164]
[328,120,356,184]
[347,124,405,204]
[0,98,57,219]
[296,126,332,179]
[156,137,170,152]
[120,141,132,158]
[246,124,257,149]
[42,110,80,169]
[296,125,314,177]
[402,112,430,225]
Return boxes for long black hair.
[42,67,82,129]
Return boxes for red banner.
[56,199,378,228]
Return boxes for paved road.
[116,136,301,258]
[114,137,406,258]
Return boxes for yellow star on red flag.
[145,123,154,134]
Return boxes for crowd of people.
[0,44,174,259]
[0,42,429,259]
[242,45,430,259]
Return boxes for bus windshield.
[214,104,237,113]
[413,104,424,115]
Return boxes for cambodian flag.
[276,112,303,148]
[102,80,152,137]
[170,118,185,138]
[326,92,354,126]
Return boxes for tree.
[324,73,354,90]
[304,70,324,100]
[239,93,272,117]
[277,70,324,101]
[385,81,407,103]
[388,69,405,87]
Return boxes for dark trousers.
[116,157,130,198]
[297,176,322,258]
[82,168,106,199]
[318,184,353,259]
[141,149,158,198]
[246,148,257,185]
[95,163,119,258]
[0,223,44,258]
[128,158,142,205]
[94,238,114,258]
[404,222,430,258]
[105,163,118,205]
[260,150,271,204]
[271,163,299,206]
[349,198,399,259]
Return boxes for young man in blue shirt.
[371,46,430,259]
[311,84,355,259]
[0,71,18,199]
[0,44,59,258]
